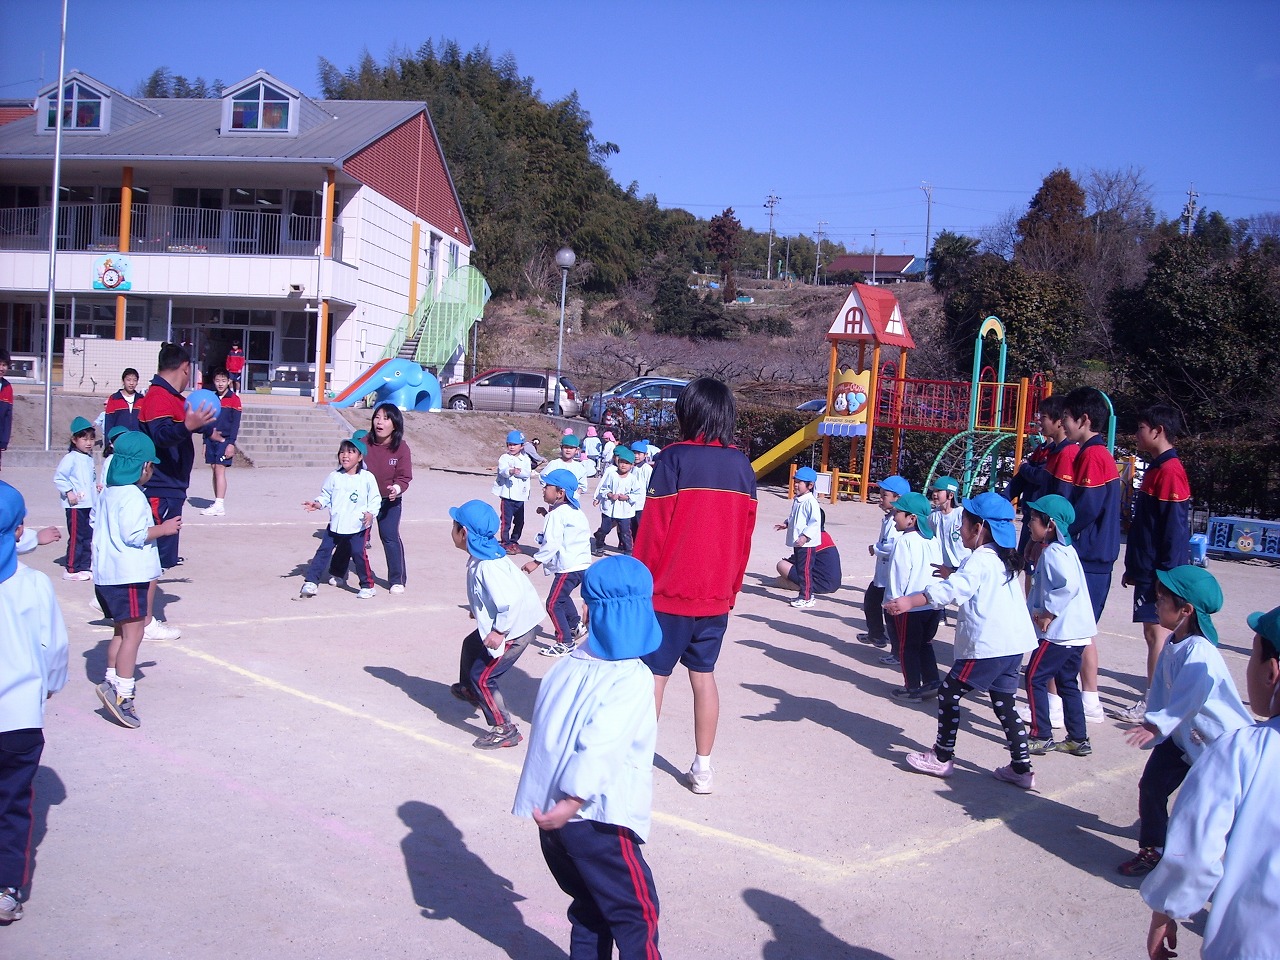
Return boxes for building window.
[230,82,291,131]
[43,81,107,132]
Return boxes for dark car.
[596,378,688,430]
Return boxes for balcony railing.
[0,202,344,261]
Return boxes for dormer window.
[229,82,292,132]
[43,80,108,132]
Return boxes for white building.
[0,70,480,395]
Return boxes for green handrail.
[414,265,491,367]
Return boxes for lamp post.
[553,246,576,415]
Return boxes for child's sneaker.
[590,547,605,558]
[572,621,589,642]
[142,619,181,642]
[327,576,346,588]
[540,641,572,658]
[918,681,942,698]
[856,632,885,646]
[96,681,140,729]
[299,582,318,598]
[449,683,480,707]
[992,764,1035,790]
[357,587,376,599]
[890,686,922,701]
[1117,846,1162,876]
[1055,738,1093,757]
[906,748,954,778]
[0,886,22,922]
[686,766,714,795]
[201,501,225,517]
[389,584,406,595]
[1107,697,1147,723]
[473,723,522,750]
[878,653,900,666]
[62,570,92,581]
[790,597,816,609]
[1027,737,1055,755]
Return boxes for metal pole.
[812,221,826,285]
[43,0,70,450]
[920,182,933,278]
[555,265,568,415]
[764,194,779,280]
[871,228,878,286]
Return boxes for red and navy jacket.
[1124,448,1191,583]
[0,376,11,450]
[103,389,142,437]
[206,390,242,446]
[1005,439,1054,512]
[1067,436,1122,570]
[1047,440,1078,498]
[139,375,196,496]
[809,531,843,594]
[633,439,757,617]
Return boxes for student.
[92,432,183,728]
[1022,495,1096,756]
[600,431,617,469]
[103,367,143,453]
[52,416,97,581]
[777,507,843,600]
[493,429,531,554]
[629,440,653,538]
[448,499,544,750]
[774,466,822,608]
[634,377,757,795]
[512,556,663,959]
[1114,404,1192,723]
[522,468,593,658]
[1004,394,1070,567]
[546,434,592,499]
[224,341,245,391]
[1141,604,1280,960]
[582,425,603,473]
[928,476,970,571]
[346,403,414,594]
[1118,565,1252,877]
[0,481,69,922]
[884,492,943,700]
[857,475,910,649]
[523,436,546,471]
[887,492,1039,789]
[592,445,642,557]
[200,368,241,517]
[298,437,381,600]
[0,348,11,470]
[1062,386,1123,722]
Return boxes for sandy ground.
[1,448,1276,959]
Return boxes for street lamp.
[553,246,576,416]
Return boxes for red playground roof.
[825,283,915,348]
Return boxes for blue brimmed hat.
[541,468,580,508]
[1025,494,1076,546]
[1248,606,1280,659]
[0,481,25,583]
[506,430,524,444]
[631,440,649,454]
[962,492,1018,548]
[794,466,818,484]
[448,499,507,561]
[893,492,935,539]
[1157,565,1223,645]
[876,475,910,495]
[580,556,662,660]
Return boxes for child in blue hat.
[297,436,382,600]
[513,555,663,959]
[449,499,545,749]
[523,468,593,657]
[493,430,532,554]
[885,491,943,699]
[774,466,822,608]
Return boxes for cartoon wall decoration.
[831,368,871,422]
[93,255,131,291]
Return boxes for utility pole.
[920,181,933,277]
[783,235,792,282]
[764,193,780,280]
[1181,183,1199,235]
[871,228,878,285]
[812,220,827,285]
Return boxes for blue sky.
[4,0,1278,255]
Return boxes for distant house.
[0,70,480,393]
[824,254,917,285]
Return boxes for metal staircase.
[381,264,491,369]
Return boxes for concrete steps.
[235,403,350,469]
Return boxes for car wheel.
[541,402,562,416]
[448,396,472,411]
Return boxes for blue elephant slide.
[329,358,442,411]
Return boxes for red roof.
[825,283,915,348]
[825,254,914,275]
[0,106,35,127]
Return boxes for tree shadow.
[398,801,565,959]
[743,887,894,959]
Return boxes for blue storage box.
[1205,516,1280,561]
[1188,534,1208,567]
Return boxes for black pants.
[863,582,886,639]
[889,608,941,690]
[64,507,92,574]
[0,728,44,889]
[147,495,185,568]
[307,528,374,589]
[499,497,525,546]
[459,628,535,727]
[1025,640,1087,742]
[595,515,633,553]
[540,819,661,960]
[1138,738,1191,849]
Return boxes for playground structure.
[749,284,1050,502]
[330,358,442,411]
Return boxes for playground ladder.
[380,265,491,368]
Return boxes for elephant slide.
[330,358,442,412]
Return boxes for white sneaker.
[62,570,92,581]
[299,582,318,598]
[389,584,405,595]
[357,587,376,599]
[327,576,346,588]
[201,502,225,517]
[143,619,181,642]
[790,597,816,609]
[687,766,714,795]
[1107,697,1148,723]
[572,621,589,642]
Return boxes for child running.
[448,499,544,750]
[523,468,592,658]
[52,416,97,581]
[884,492,943,700]
[297,436,381,600]
[493,430,532,554]
[857,475,910,649]
[886,492,1040,788]
[591,445,642,557]
[1117,564,1253,877]
[1023,495,1096,756]
[774,466,822,608]
[512,555,663,959]
[92,432,181,728]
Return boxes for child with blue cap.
[449,499,545,749]
[523,468,593,657]
[494,430,532,554]
[885,491,1040,788]
[513,555,663,959]
[774,466,822,608]
[1118,564,1252,878]
[1141,603,1280,960]
[858,475,911,649]
[0,480,69,921]
[885,491,943,699]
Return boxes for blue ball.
[186,388,222,419]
